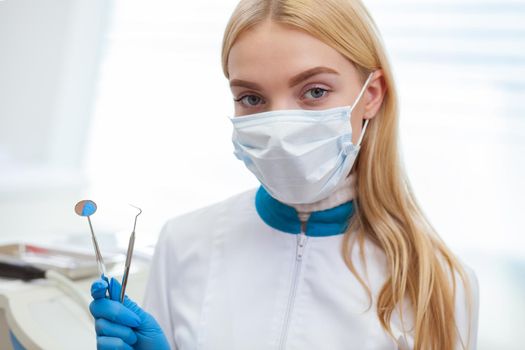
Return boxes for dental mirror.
[75,200,97,217]
[74,199,106,276]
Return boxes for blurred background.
[0,0,523,348]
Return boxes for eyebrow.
[229,66,339,91]
[288,66,339,87]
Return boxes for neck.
[286,173,356,223]
[254,172,356,237]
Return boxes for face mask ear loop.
[351,71,375,147]
[350,72,375,112]
[356,119,369,147]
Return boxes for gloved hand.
[89,276,170,350]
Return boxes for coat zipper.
[278,228,308,350]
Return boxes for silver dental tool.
[120,205,141,303]
[74,200,107,277]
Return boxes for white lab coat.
[143,188,479,350]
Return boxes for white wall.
[0,0,111,240]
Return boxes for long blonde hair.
[221,0,472,349]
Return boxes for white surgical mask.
[229,72,374,204]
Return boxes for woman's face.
[227,19,385,144]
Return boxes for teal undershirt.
[255,185,355,237]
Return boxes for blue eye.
[235,94,263,107]
[304,87,328,100]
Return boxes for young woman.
[89,0,479,349]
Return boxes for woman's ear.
[363,69,386,119]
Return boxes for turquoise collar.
[255,186,354,237]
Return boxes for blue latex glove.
[90,277,170,350]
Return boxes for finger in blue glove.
[95,318,138,345]
[91,278,109,300]
[97,336,134,350]
[89,298,141,328]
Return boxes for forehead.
[227,20,352,81]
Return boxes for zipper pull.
[296,232,307,260]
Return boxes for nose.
[267,98,300,111]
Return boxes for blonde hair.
[221,0,472,349]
